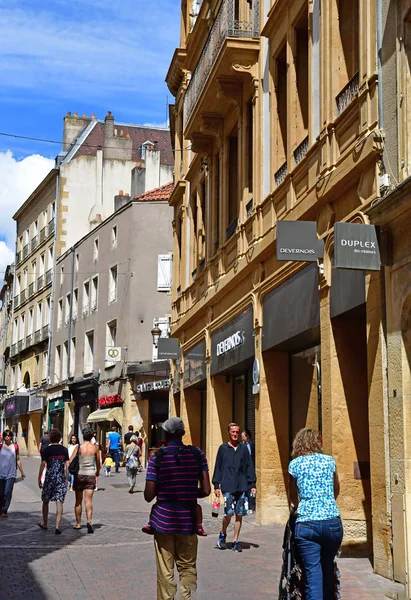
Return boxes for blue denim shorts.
[223,491,249,517]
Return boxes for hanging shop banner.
[158,337,180,360]
[183,339,206,389]
[4,394,29,417]
[276,220,324,262]
[98,394,122,408]
[211,308,254,376]
[263,263,320,352]
[48,398,65,413]
[334,222,380,270]
[136,379,170,393]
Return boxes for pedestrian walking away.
[144,416,211,600]
[0,429,25,517]
[288,428,343,600]
[67,434,79,492]
[38,428,69,534]
[124,424,134,446]
[38,430,50,458]
[123,435,141,493]
[106,425,121,473]
[70,428,101,533]
[104,453,114,476]
[212,422,256,552]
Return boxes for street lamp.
[151,323,162,348]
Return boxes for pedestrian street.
[0,457,402,600]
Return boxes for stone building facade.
[166,0,400,591]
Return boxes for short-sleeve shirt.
[124,432,133,445]
[42,444,69,476]
[107,432,121,450]
[288,453,340,523]
[146,441,208,534]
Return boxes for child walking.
[104,454,114,476]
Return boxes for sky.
[0,0,180,274]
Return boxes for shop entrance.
[290,345,321,443]
[233,368,255,440]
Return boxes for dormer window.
[141,140,154,160]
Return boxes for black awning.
[127,360,170,376]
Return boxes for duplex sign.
[136,379,170,393]
[276,220,324,262]
[334,222,380,271]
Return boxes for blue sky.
[0,0,180,159]
[0,0,180,273]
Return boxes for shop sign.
[5,400,16,416]
[158,337,180,360]
[98,394,122,407]
[276,220,324,262]
[105,347,122,362]
[262,264,320,352]
[0,386,7,395]
[334,222,381,270]
[183,340,206,389]
[28,394,45,412]
[48,398,65,413]
[211,308,254,376]
[136,379,170,393]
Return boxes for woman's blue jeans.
[0,477,16,514]
[294,517,343,600]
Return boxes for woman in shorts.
[69,427,100,533]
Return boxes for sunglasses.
[4,434,12,438]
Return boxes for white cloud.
[0,150,54,274]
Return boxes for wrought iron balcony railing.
[29,282,35,297]
[294,136,309,166]
[226,217,238,241]
[45,269,52,285]
[274,161,288,186]
[31,236,38,251]
[37,275,44,290]
[39,227,46,242]
[336,71,359,116]
[184,0,260,128]
[48,218,55,235]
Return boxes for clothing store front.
[48,397,65,434]
[211,308,255,439]
[87,393,123,448]
[262,263,321,450]
[183,339,206,449]
[4,394,29,453]
[28,393,45,455]
[68,375,99,442]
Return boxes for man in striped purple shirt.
[144,417,211,600]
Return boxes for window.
[93,238,99,261]
[42,350,48,381]
[28,308,34,335]
[70,337,76,377]
[157,255,172,291]
[19,314,25,341]
[91,276,98,311]
[105,320,117,368]
[50,202,55,221]
[17,364,22,388]
[109,266,117,303]
[275,44,288,175]
[33,220,38,238]
[35,355,40,385]
[11,366,15,391]
[18,235,23,251]
[62,341,68,380]
[60,265,64,287]
[43,210,48,228]
[57,298,63,329]
[75,253,79,272]
[12,319,18,344]
[36,301,42,332]
[65,293,71,325]
[31,260,36,285]
[47,246,53,270]
[72,288,78,320]
[45,296,51,326]
[54,345,61,383]
[111,225,117,249]
[23,267,28,291]
[83,280,90,316]
[40,254,45,275]
[24,229,29,246]
[84,331,94,374]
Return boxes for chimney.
[63,112,92,152]
[104,111,115,139]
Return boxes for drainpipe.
[377,0,384,132]
[46,173,60,385]
[66,247,76,380]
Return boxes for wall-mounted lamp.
[151,323,162,347]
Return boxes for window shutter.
[157,254,172,291]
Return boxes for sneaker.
[232,541,242,552]
[217,532,227,549]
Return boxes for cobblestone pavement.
[0,457,403,599]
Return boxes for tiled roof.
[134,181,174,202]
[72,122,173,165]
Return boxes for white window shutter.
[157,254,172,291]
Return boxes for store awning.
[87,407,122,424]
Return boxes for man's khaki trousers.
[154,531,198,600]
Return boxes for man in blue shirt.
[106,426,121,473]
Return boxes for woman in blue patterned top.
[288,428,343,600]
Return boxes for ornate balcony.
[274,161,288,186]
[183,0,260,130]
[294,136,309,166]
[336,71,359,116]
